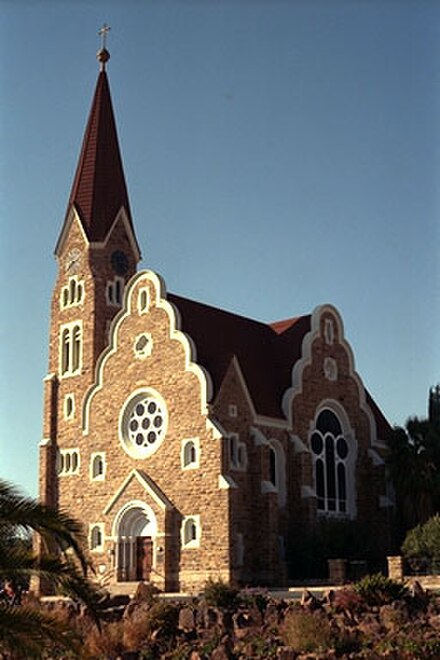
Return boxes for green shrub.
[202,578,238,609]
[353,573,408,606]
[402,514,440,561]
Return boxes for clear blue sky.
[1,0,439,497]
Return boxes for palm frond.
[0,604,80,658]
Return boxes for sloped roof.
[168,293,392,438]
[168,293,311,418]
[64,71,134,242]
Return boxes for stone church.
[38,47,393,593]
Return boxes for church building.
[38,45,393,593]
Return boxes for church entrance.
[114,502,157,582]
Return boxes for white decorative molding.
[290,434,309,453]
[301,485,316,499]
[250,426,269,447]
[104,469,173,515]
[282,304,381,448]
[261,480,277,494]
[368,448,385,466]
[218,474,237,489]
[82,269,214,433]
[324,357,338,381]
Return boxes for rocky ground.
[31,578,440,659]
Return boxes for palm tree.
[388,413,440,540]
[0,479,102,657]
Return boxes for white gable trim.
[82,269,214,433]
[55,205,140,261]
[282,304,382,449]
[55,206,89,257]
[103,469,173,515]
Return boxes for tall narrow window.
[311,409,349,515]
[60,322,82,376]
[60,276,84,309]
[269,446,277,486]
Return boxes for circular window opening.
[121,391,168,458]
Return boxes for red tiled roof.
[168,293,311,418]
[168,294,392,438]
[66,71,133,241]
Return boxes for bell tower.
[39,35,141,509]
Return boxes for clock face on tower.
[111,250,129,275]
[65,248,82,274]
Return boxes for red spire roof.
[66,70,134,242]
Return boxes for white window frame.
[89,523,105,552]
[57,448,80,476]
[106,276,124,307]
[63,394,75,420]
[261,439,286,507]
[90,452,106,481]
[181,438,200,470]
[60,276,85,309]
[59,320,82,377]
[309,406,356,519]
[181,515,201,549]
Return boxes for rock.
[211,644,231,660]
[179,606,196,631]
[276,646,298,659]
[300,589,321,611]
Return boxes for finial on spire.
[97,23,111,71]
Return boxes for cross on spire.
[98,23,111,49]
[97,23,111,70]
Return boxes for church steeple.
[56,40,140,257]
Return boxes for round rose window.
[121,391,168,458]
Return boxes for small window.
[106,277,124,307]
[58,449,80,476]
[236,533,244,567]
[60,276,85,309]
[228,434,246,470]
[182,438,199,469]
[182,516,200,548]
[90,524,104,551]
[138,287,150,314]
[134,333,152,360]
[228,404,238,418]
[64,394,75,420]
[91,453,106,481]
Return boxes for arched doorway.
[113,501,157,582]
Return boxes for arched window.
[183,441,196,467]
[182,516,200,547]
[181,438,199,469]
[60,322,82,376]
[91,454,105,480]
[90,525,103,551]
[138,288,149,314]
[311,409,349,514]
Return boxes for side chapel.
[38,46,393,593]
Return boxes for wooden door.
[136,536,153,580]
